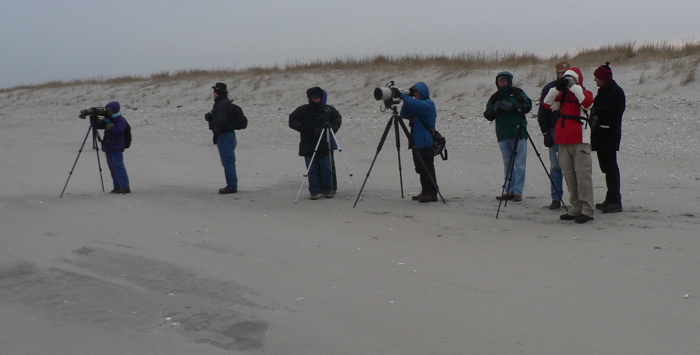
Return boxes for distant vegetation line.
[2,39,699,93]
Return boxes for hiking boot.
[496,194,515,201]
[548,200,561,210]
[602,203,623,213]
[575,214,594,223]
[595,201,609,210]
[322,191,334,199]
[310,194,320,200]
[418,194,438,203]
[218,187,238,194]
[512,194,522,202]
[111,187,131,194]
[560,213,577,221]
[411,193,426,201]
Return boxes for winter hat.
[212,82,228,95]
[105,101,121,116]
[555,60,571,73]
[562,69,579,83]
[594,62,613,82]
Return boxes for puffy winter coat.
[543,67,594,144]
[210,95,246,137]
[92,114,129,153]
[399,82,436,150]
[289,86,342,156]
[591,80,625,151]
[483,71,532,142]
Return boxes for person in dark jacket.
[538,60,570,209]
[289,86,342,199]
[91,101,131,194]
[398,82,439,203]
[90,101,131,194]
[205,82,247,194]
[484,72,533,202]
[591,62,626,213]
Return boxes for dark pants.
[412,147,437,196]
[596,150,621,204]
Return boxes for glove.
[204,112,212,121]
[494,100,513,113]
[391,87,402,99]
[555,77,568,91]
[588,115,599,131]
[213,135,218,145]
[543,132,554,148]
[104,119,114,130]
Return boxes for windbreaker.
[483,71,532,142]
[399,82,436,150]
[543,67,594,144]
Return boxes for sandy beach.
[1,62,699,354]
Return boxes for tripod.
[295,122,358,202]
[496,124,567,218]
[353,105,445,207]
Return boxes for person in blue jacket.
[91,101,130,193]
[397,82,439,203]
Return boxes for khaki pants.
[558,143,594,216]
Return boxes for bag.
[124,122,132,149]
[432,129,447,160]
[232,104,248,130]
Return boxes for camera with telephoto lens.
[374,81,411,110]
[79,107,113,119]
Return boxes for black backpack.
[124,121,132,149]
[231,104,248,130]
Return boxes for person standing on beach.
[397,82,440,203]
[538,60,570,209]
[91,101,131,194]
[205,82,247,194]
[289,86,342,200]
[484,72,533,203]
[543,68,595,223]
[591,62,626,213]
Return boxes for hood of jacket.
[495,71,514,96]
[410,82,430,99]
[563,67,585,86]
[306,86,324,104]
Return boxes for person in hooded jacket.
[397,82,439,203]
[289,86,342,200]
[484,72,533,202]
[591,62,626,213]
[543,67,595,223]
[91,101,131,194]
[538,60,571,209]
[205,82,247,194]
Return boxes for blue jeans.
[105,151,130,189]
[498,138,527,195]
[217,131,237,189]
[305,155,332,194]
[548,129,564,200]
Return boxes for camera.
[374,81,411,111]
[79,107,113,119]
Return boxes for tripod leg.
[396,118,445,204]
[353,117,395,207]
[295,126,328,202]
[392,117,405,198]
[92,126,106,192]
[60,125,93,197]
[526,132,568,211]
[328,129,359,196]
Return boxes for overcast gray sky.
[1,0,698,88]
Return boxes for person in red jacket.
[543,67,595,223]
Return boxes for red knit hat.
[594,62,613,82]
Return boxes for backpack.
[416,114,448,161]
[231,103,248,130]
[124,121,132,149]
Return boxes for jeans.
[217,131,238,189]
[305,154,332,194]
[498,138,527,195]
[105,151,130,189]
[548,129,564,201]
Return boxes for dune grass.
[2,40,699,93]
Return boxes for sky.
[1,0,699,89]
